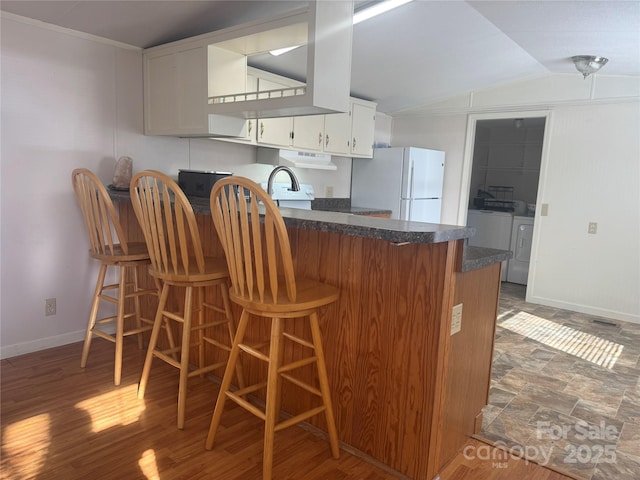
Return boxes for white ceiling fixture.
[270,45,302,56]
[353,0,414,25]
[270,0,416,56]
[571,55,609,79]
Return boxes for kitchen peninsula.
[109,189,510,480]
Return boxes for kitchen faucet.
[267,166,300,196]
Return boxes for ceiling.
[2,1,639,114]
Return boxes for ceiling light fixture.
[571,55,609,79]
[270,45,302,57]
[270,0,415,56]
[353,0,415,25]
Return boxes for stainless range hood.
[257,147,337,170]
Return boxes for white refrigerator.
[351,147,445,223]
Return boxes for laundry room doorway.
[459,111,551,297]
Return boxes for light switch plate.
[541,203,549,216]
[451,303,462,335]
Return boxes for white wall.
[0,15,353,358]
[392,77,640,323]
[529,102,639,322]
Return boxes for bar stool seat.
[130,170,244,429]
[206,176,340,480]
[72,168,161,386]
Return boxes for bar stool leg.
[138,282,170,399]
[309,312,340,458]
[220,283,246,390]
[206,309,250,449]
[114,265,127,386]
[81,263,108,369]
[263,317,284,480]
[197,286,205,377]
[131,265,145,350]
[177,285,194,429]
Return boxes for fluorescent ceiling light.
[353,0,415,25]
[270,45,302,56]
[271,0,415,56]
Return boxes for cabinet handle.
[260,121,264,138]
[353,137,357,149]
[319,132,323,146]
[325,134,329,147]
[248,120,252,135]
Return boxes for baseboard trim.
[1,330,86,360]
[526,295,639,325]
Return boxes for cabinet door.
[351,102,375,157]
[144,47,207,135]
[256,76,293,147]
[257,117,292,146]
[323,111,351,155]
[292,115,325,151]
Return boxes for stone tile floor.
[479,283,640,480]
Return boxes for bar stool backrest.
[72,168,128,258]
[210,176,296,304]
[130,170,205,277]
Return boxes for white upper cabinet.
[257,116,293,146]
[144,45,246,137]
[143,1,353,136]
[350,101,376,157]
[255,74,293,146]
[292,115,325,151]
[323,110,352,155]
[145,47,206,135]
[248,71,376,157]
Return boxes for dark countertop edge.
[461,246,513,272]
[109,189,474,245]
[312,205,393,216]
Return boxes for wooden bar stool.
[130,170,244,429]
[72,168,162,386]
[206,176,340,480]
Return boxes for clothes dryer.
[507,216,534,284]
[466,209,513,281]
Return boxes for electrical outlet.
[451,303,462,335]
[325,186,334,198]
[588,222,598,234]
[45,298,56,316]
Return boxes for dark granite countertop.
[312,205,392,216]
[109,189,473,244]
[110,189,510,269]
[311,198,391,216]
[461,246,512,272]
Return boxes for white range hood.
[257,147,337,170]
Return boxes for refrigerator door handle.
[408,163,415,199]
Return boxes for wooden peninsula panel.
[437,261,502,471]
[117,200,502,480]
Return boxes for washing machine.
[507,216,535,284]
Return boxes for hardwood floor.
[1,339,573,479]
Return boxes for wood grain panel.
[1,342,572,480]
[438,262,502,470]
[115,200,500,479]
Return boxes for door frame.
[457,109,553,292]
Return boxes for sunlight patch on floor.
[501,311,623,369]
[75,384,145,432]
[2,413,51,479]
[139,449,160,480]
